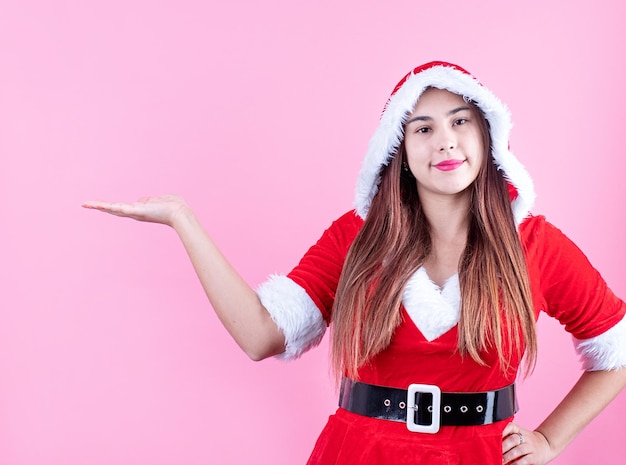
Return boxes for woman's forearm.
[535,367,626,458]
[171,206,286,360]
[84,196,286,360]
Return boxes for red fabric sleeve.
[287,211,363,323]
[521,216,626,339]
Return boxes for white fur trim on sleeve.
[574,315,626,371]
[256,274,327,360]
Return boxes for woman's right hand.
[82,195,190,227]
[84,193,286,359]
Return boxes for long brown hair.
[331,102,537,380]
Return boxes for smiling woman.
[403,89,486,202]
[84,61,626,465]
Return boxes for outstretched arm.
[83,195,286,361]
[502,367,626,464]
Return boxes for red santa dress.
[256,62,626,465]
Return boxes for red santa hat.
[354,61,535,226]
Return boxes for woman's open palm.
[82,195,189,227]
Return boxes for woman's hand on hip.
[502,422,554,465]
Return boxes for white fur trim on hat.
[354,63,535,226]
[256,274,327,360]
[574,315,626,371]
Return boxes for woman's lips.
[434,159,465,171]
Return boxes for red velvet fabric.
[286,211,625,464]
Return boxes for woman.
[84,61,626,464]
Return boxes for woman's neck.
[420,193,471,287]
[421,192,471,241]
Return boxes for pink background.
[1,1,625,463]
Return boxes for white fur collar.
[402,267,460,341]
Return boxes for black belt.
[339,377,517,433]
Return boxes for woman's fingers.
[83,195,189,226]
[82,200,142,218]
[502,423,552,465]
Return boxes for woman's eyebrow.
[405,106,472,125]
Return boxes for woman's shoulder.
[299,210,364,257]
[333,209,364,225]
[518,214,593,270]
[324,210,364,238]
[519,214,576,245]
[519,214,546,234]
[518,214,561,243]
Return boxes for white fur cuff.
[574,315,626,371]
[256,275,327,360]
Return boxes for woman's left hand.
[502,422,554,465]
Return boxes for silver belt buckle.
[407,383,441,433]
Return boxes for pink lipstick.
[434,160,464,171]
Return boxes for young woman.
[84,61,626,464]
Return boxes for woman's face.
[403,88,485,202]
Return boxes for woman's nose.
[437,130,456,152]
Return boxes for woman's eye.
[416,127,430,134]
[454,118,468,126]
